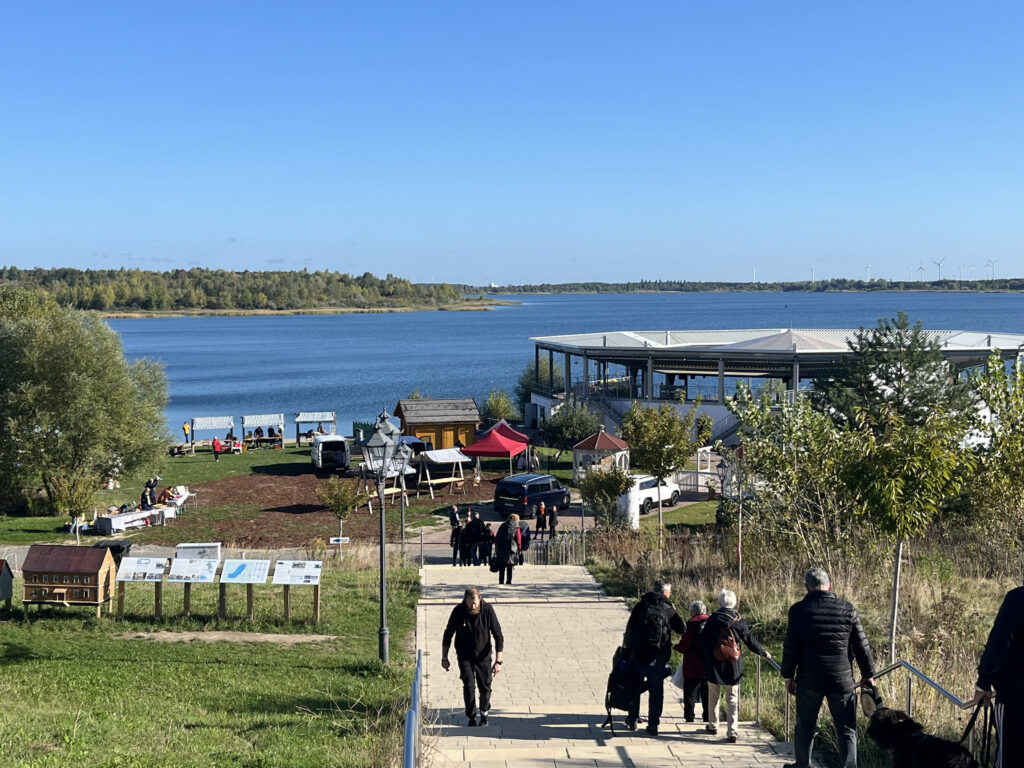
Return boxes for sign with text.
[220,559,271,584]
[329,537,350,544]
[272,560,322,586]
[116,557,167,582]
[167,558,219,583]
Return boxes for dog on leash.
[866,707,979,768]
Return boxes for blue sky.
[2,2,1022,285]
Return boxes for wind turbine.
[986,259,998,280]
[916,261,925,281]
[932,258,946,281]
[866,264,872,281]
[968,264,975,281]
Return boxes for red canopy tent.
[482,419,529,444]
[462,429,528,475]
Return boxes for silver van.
[311,434,351,472]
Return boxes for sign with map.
[116,557,167,582]
[220,559,271,584]
[272,560,322,586]
[166,558,219,583]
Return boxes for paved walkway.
[416,564,794,767]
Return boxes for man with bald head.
[442,587,505,727]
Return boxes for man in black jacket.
[973,584,1024,768]
[781,567,875,768]
[623,580,686,735]
[442,587,505,726]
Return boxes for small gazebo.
[572,427,629,482]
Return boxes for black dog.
[867,707,979,768]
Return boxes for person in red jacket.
[211,436,222,462]
[675,600,711,723]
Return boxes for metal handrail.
[750,652,791,740]
[402,649,424,767]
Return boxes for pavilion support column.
[792,358,800,400]
[535,346,540,386]
[548,349,554,391]
[718,359,726,403]
[582,355,589,400]
[565,352,571,399]
[646,358,654,401]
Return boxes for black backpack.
[601,645,646,735]
[634,600,671,661]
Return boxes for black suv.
[493,473,570,519]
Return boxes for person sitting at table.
[254,426,264,438]
[316,422,327,434]
[268,426,277,438]
[140,488,153,510]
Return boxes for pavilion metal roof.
[532,328,1024,357]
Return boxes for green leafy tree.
[843,405,972,661]
[0,286,169,515]
[316,476,369,542]
[542,398,599,461]
[621,401,712,542]
[812,311,974,431]
[480,389,519,423]
[578,465,633,527]
[727,390,869,575]
[514,357,565,412]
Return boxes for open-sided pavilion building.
[528,328,1024,441]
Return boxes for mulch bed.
[147,470,504,548]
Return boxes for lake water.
[108,291,1024,437]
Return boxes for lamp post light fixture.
[396,441,414,566]
[364,411,399,664]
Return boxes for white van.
[311,434,351,472]
[616,474,681,529]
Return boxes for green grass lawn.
[639,500,717,532]
[0,515,70,546]
[0,564,419,768]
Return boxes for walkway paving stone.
[416,564,794,768]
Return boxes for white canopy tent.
[188,416,235,454]
[295,411,338,444]
[413,448,471,499]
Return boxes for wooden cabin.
[394,398,480,450]
[0,558,13,609]
[22,545,117,617]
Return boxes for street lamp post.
[364,411,399,664]
[396,442,413,565]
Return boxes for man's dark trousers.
[794,687,857,768]
[457,658,493,718]
[627,657,668,728]
[683,677,709,722]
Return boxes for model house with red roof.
[572,427,630,482]
[22,545,116,616]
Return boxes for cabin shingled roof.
[396,398,481,425]
[22,545,112,574]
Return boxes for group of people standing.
[449,506,495,567]
[622,567,874,768]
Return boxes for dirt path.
[121,630,338,646]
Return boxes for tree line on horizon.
[0,266,462,311]
[466,276,1024,293]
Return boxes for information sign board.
[220,559,271,584]
[167,558,219,583]
[117,557,167,582]
[272,560,322,586]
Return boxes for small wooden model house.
[22,545,117,617]
[394,398,481,450]
[0,558,13,609]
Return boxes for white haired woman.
[697,588,772,743]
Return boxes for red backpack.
[713,615,742,662]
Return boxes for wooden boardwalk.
[416,563,794,767]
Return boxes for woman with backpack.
[697,589,772,743]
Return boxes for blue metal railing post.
[402,649,423,767]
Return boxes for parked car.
[493,473,571,519]
[617,473,681,519]
[311,434,351,472]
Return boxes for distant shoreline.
[102,298,519,319]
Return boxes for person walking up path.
[417,565,792,767]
